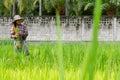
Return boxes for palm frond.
[4,0,11,10]
[102,3,109,10]
[33,0,38,5]
[84,3,94,11]
[10,0,15,5]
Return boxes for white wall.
[0,16,120,41]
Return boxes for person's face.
[16,19,23,24]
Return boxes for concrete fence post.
[113,17,117,41]
[81,17,85,41]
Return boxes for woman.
[10,15,29,55]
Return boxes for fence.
[0,16,120,41]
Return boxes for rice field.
[1,0,120,80]
[0,40,120,80]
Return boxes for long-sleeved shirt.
[10,24,28,40]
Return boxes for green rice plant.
[1,40,120,80]
[81,0,102,80]
[56,10,64,80]
[15,27,22,50]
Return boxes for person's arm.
[10,25,19,39]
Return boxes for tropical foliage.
[43,0,65,15]
[68,0,85,16]
[0,0,11,16]
[3,0,38,16]
[0,0,120,16]
[102,0,120,16]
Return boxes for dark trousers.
[14,40,29,55]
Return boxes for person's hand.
[15,33,20,38]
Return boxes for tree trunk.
[12,2,16,16]
[58,6,65,15]
[65,0,68,16]
[106,3,116,16]
[39,0,42,16]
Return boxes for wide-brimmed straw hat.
[12,15,24,23]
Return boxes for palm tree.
[102,0,120,16]
[2,0,120,16]
[68,0,85,16]
[0,0,8,16]
[43,0,65,15]
[4,0,38,16]
[83,0,95,15]
[83,0,120,16]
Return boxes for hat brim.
[11,18,24,24]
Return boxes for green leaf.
[4,0,11,10]
[84,3,94,11]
